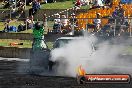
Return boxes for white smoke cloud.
[50,35,132,77]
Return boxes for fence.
[0,17,132,37]
[45,17,132,37]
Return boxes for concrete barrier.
[0,33,74,41]
[0,46,31,59]
[0,33,74,58]
[0,33,33,40]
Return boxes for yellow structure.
[77,0,132,30]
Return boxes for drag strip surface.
[0,58,132,88]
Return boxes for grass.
[0,1,75,10]
[0,20,21,31]
[0,0,90,10]
[0,39,132,55]
[0,19,54,33]
[0,39,53,49]
[81,5,90,9]
[46,42,53,49]
[0,38,132,51]
[0,39,32,48]
[40,1,74,9]
[0,20,33,33]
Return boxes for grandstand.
[0,0,131,36]
[77,0,132,31]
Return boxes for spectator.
[3,22,10,32]
[112,6,118,18]
[60,14,68,27]
[118,5,125,24]
[68,13,77,34]
[17,0,25,18]
[2,0,10,8]
[118,5,125,17]
[2,19,11,32]
[25,15,34,29]
[60,14,70,34]
[10,5,16,17]
[3,21,17,32]
[118,17,130,36]
[75,0,89,7]
[29,0,40,16]
[93,13,101,32]
[17,23,26,32]
[54,13,60,24]
[34,0,40,13]
[93,0,104,7]
[75,0,81,7]
[52,13,61,34]
[69,13,77,25]
[80,0,86,5]
[113,5,125,25]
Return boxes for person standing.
[93,13,101,32]
[32,22,47,50]
[30,22,50,73]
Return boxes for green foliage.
[41,1,74,9]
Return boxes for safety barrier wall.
[0,46,31,58]
[0,33,74,41]
[0,34,74,58]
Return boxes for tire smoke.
[50,35,132,77]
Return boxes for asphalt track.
[0,57,132,88]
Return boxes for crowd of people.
[87,3,131,37]
[1,0,41,18]
[50,1,132,36]
[48,13,78,34]
[1,0,25,18]
[0,15,35,32]
[75,0,112,8]
[0,0,132,36]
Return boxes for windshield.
[53,39,72,48]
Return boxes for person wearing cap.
[53,13,61,33]
[54,13,60,24]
